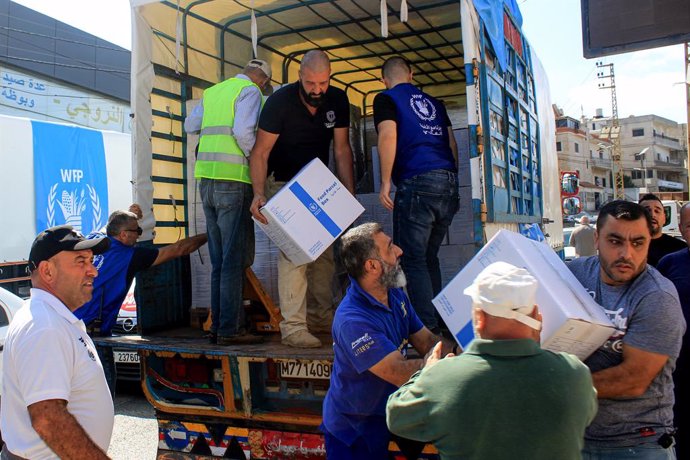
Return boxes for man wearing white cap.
[184,59,272,345]
[386,261,598,459]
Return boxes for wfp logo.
[308,202,319,213]
[46,168,103,233]
[410,94,436,122]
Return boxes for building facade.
[0,0,130,132]
[556,114,614,212]
[587,113,688,199]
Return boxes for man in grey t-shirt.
[568,200,685,458]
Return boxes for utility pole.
[596,62,625,200]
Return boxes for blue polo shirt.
[321,277,424,450]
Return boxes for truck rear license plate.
[279,360,332,379]
[113,350,140,364]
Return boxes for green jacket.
[386,339,597,460]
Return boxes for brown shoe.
[217,333,264,345]
[281,330,322,348]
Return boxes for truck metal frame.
[101,1,565,458]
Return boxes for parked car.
[0,287,24,390]
[562,227,576,262]
[564,211,595,224]
[112,281,141,382]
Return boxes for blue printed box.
[254,158,364,266]
[433,230,614,360]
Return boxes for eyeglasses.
[125,227,143,236]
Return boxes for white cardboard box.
[254,158,364,266]
[433,229,614,360]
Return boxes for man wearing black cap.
[0,225,113,459]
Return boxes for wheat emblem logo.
[46,182,103,233]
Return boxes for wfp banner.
[32,121,108,235]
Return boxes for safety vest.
[195,77,259,184]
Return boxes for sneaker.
[217,333,264,345]
[281,330,322,348]
[206,332,217,345]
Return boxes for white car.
[0,287,24,391]
[562,227,576,262]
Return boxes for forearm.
[591,366,652,398]
[335,147,355,194]
[250,151,269,196]
[29,400,110,460]
[388,358,424,387]
[377,130,396,188]
[154,233,207,266]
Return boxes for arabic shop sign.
[0,66,130,133]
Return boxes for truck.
[98,0,566,458]
[0,113,132,297]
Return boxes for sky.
[11,0,689,124]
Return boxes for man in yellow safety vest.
[184,59,272,345]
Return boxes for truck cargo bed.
[95,328,334,360]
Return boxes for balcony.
[590,158,612,169]
[653,132,681,149]
[653,158,683,168]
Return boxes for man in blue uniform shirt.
[74,206,207,393]
[321,222,454,459]
[374,56,459,334]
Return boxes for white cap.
[463,262,541,330]
[246,59,272,79]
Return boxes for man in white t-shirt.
[1,225,114,459]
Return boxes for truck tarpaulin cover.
[472,0,523,71]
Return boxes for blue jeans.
[394,169,459,332]
[200,178,254,337]
[583,441,676,460]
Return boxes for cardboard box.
[255,158,364,266]
[433,229,614,360]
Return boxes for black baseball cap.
[29,225,111,271]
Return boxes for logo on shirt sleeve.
[351,332,375,356]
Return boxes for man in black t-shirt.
[250,50,355,348]
[638,193,686,266]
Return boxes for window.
[556,141,562,151]
[592,123,596,130]
[574,143,579,153]
[632,128,644,137]
[602,178,606,187]
[647,169,653,179]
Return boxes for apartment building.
[587,112,688,199]
[555,114,614,211]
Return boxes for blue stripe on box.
[456,321,475,348]
[289,182,341,238]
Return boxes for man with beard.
[320,223,454,459]
[639,193,686,266]
[250,49,355,348]
[567,200,685,458]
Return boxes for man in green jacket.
[386,261,598,460]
